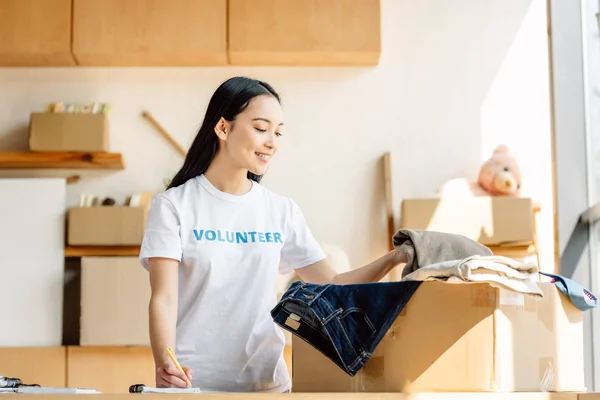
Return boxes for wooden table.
[0,392,595,400]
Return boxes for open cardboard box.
[291,282,585,393]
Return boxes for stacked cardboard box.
[67,205,148,246]
[398,197,538,262]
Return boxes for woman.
[140,76,407,393]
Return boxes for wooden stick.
[383,152,395,251]
[142,110,188,157]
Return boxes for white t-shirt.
[139,174,326,393]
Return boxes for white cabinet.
[0,178,66,346]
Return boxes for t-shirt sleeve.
[139,194,183,270]
[279,199,326,274]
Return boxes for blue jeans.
[271,280,421,376]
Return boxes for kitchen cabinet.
[0,0,75,66]
[71,0,227,66]
[228,0,381,66]
[1,0,381,67]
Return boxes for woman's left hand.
[391,248,408,266]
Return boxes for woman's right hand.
[155,359,193,388]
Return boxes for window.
[549,0,600,391]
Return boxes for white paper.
[16,387,101,394]
[139,386,201,394]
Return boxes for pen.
[166,347,192,387]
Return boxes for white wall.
[0,0,554,270]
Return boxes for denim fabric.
[270,280,422,376]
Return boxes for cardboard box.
[67,206,147,246]
[291,282,585,393]
[0,347,66,387]
[400,197,535,246]
[67,346,154,393]
[80,256,151,346]
[29,112,109,152]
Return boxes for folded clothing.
[393,229,494,278]
[402,255,543,297]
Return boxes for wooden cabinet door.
[228,0,381,66]
[72,0,227,66]
[67,346,155,393]
[0,347,66,387]
[0,0,75,66]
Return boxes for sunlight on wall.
[480,0,554,271]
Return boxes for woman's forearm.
[331,250,407,285]
[149,295,178,367]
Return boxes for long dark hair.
[167,76,281,189]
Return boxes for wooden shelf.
[0,152,125,169]
[65,245,140,257]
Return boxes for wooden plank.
[488,244,536,259]
[0,391,584,399]
[65,246,140,257]
[0,152,124,169]
[383,152,394,251]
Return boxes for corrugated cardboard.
[29,112,109,152]
[67,206,147,246]
[80,257,150,346]
[400,197,534,246]
[292,282,585,393]
[66,346,154,393]
[0,347,66,387]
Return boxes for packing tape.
[498,289,537,312]
[539,357,556,391]
[499,289,525,308]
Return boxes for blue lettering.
[205,230,216,241]
[192,230,284,245]
[236,232,248,243]
[226,231,235,243]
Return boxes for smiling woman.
[139,76,408,394]
[168,76,283,190]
